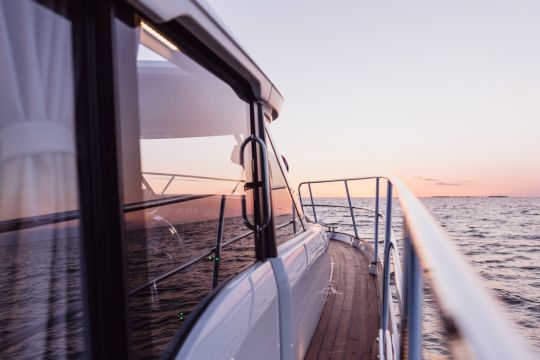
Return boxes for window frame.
[70,0,131,358]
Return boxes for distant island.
[426,195,509,198]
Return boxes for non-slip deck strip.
[305,240,380,360]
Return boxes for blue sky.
[207,0,540,196]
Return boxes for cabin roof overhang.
[128,0,284,120]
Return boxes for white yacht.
[0,0,535,359]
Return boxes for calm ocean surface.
[306,197,540,357]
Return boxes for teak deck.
[306,240,380,360]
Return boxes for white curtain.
[0,0,77,221]
[0,1,80,357]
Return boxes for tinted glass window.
[0,1,85,357]
[115,18,257,358]
[267,131,304,246]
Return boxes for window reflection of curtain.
[0,1,77,219]
[0,1,82,357]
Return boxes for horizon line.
[310,195,540,198]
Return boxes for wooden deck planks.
[319,248,347,357]
[305,241,380,360]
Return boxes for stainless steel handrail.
[129,214,293,297]
[298,176,534,359]
[143,171,245,183]
[300,203,383,218]
[141,172,245,195]
[240,135,272,232]
[129,228,254,296]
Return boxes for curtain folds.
[0,0,77,221]
[0,1,82,357]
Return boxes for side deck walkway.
[305,240,380,360]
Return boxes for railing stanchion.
[141,174,156,196]
[384,180,393,262]
[380,242,393,358]
[212,195,227,289]
[344,180,359,239]
[292,203,297,234]
[308,183,318,223]
[161,175,176,195]
[369,177,381,275]
[298,185,305,215]
[403,227,423,359]
[379,180,394,357]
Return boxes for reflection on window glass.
[115,19,257,358]
[267,133,303,246]
[0,1,84,358]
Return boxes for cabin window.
[114,17,258,357]
[266,131,304,246]
[0,1,85,358]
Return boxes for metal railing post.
[344,180,359,239]
[161,175,176,195]
[380,242,393,357]
[141,175,156,196]
[298,185,305,215]
[373,177,380,261]
[379,180,394,357]
[369,177,381,275]
[384,180,393,261]
[308,183,318,223]
[292,203,297,234]
[403,227,423,359]
[212,195,227,289]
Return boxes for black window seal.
[71,0,131,358]
[255,102,278,258]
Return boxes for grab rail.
[142,171,244,195]
[298,176,534,360]
[129,228,254,296]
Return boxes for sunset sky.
[207,0,540,197]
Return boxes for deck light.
[140,20,180,52]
